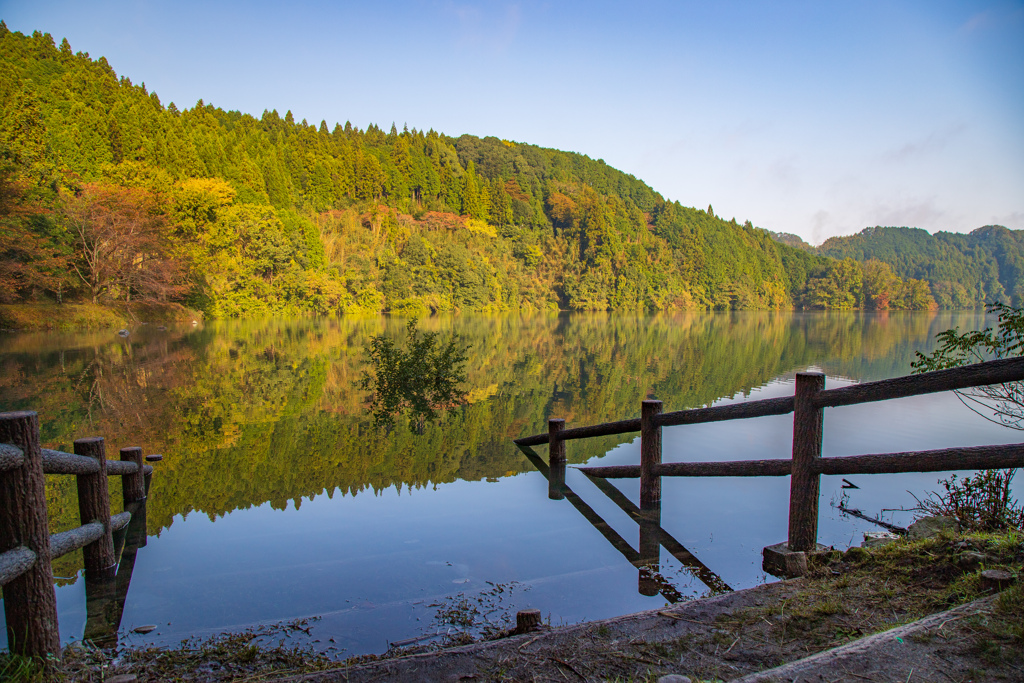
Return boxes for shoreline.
[0,303,202,332]
[6,531,1020,682]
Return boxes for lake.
[1,310,1020,655]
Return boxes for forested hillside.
[0,25,936,316]
[818,225,1024,308]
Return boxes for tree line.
[1,25,937,315]
[816,225,1024,309]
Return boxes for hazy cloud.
[962,10,995,33]
[810,209,832,245]
[990,210,1024,229]
[720,118,773,149]
[765,156,801,193]
[880,123,967,164]
[864,197,947,230]
[961,6,1024,34]
[447,2,521,53]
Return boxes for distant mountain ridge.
[816,225,1024,308]
[770,232,815,252]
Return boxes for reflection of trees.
[0,325,199,581]
[0,311,976,582]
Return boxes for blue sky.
[2,0,1021,243]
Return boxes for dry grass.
[0,302,200,331]
[0,304,127,331]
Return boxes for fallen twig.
[838,505,908,535]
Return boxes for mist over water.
[0,310,1017,654]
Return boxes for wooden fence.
[515,357,1024,566]
[0,411,157,658]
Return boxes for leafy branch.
[912,302,1024,429]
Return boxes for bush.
[915,469,1024,532]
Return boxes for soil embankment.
[6,533,1021,682]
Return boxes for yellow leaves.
[171,177,236,237]
[176,177,236,207]
[463,218,496,237]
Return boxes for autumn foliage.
[0,26,947,316]
[60,183,187,304]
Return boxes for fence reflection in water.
[518,358,1024,591]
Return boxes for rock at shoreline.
[907,515,957,540]
[862,531,899,548]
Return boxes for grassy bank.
[0,303,202,331]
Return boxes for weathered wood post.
[515,608,542,634]
[74,437,116,577]
[120,446,146,504]
[638,400,663,596]
[640,400,663,512]
[547,418,566,500]
[0,411,60,657]
[789,372,825,552]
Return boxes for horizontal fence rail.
[814,443,1024,475]
[519,357,1024,582]
[47,512,132,563]
[813,357,1024,409]
[515,358,1024,446]
[0,546,36,586]
[1,410,159,659]
[656,396,795,428]
[514,417,641,447]
[40,448,153,477]
[581,458,794,479]
[580,444,1024,479]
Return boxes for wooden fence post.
[548,419,565,464]
[640,400,663,512]
[120,447,146,505]
[0,411,60,657]
[789,372,825,552]
[74,437,116,577]
[548,419,566,500]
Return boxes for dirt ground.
[4,532,1021,682]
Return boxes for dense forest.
[816,225,1024,309]
[0,25,937,316]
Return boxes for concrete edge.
[728,593,999,682]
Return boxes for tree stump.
[515,608,542,634]
[980,569,1015,592]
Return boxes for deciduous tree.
[61,182,185,304]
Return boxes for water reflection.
[82,491,150,647]
[0,311,1010,651]
[518,443,731,602]
[0,311,988,585]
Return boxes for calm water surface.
[0,311,1019,655]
